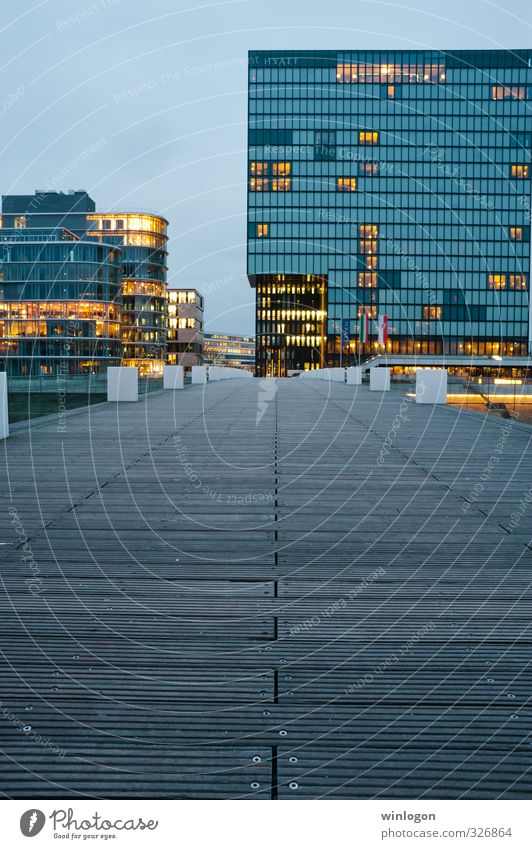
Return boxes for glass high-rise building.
[247,50,532,376]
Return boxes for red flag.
[378,314,388,344]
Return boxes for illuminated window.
[250,178,268,192]
[492,86,527,101]
[359,240,378,254]
[272,162,291,176]
[509,227,524,241]
[272,178,291,192]
[364,255,377,269]
[422,305,442,320]
[336,63,357,83]
[250,162,268,176]
[337,178,357,192]
[360,162,378,176]
[256,224,269,238]
[358,272,377,288]
[360,224,378,238]
[14,216,26,229]
[359,131,379,145]
[488,274,506,289]
[511,165,529,179]
[357,305,377,317]
[509,274,527,289]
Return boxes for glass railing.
[7,375,108,423]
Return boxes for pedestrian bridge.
[0,377,530,798]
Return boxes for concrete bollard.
[107,367,138,402]
[347,367,362,385]
[208,366,220,381]
[0,372,9,439]
[191,366,207,385]
[328,367,346,382]
[416,369,447,404]
[163,365,184,390]
[369,367,390,391]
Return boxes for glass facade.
[86,214,168,375]
[203,332,255,372]
[166,289,204,368]
[0,229,122,376]
[247,49,532,376]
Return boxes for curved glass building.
[0,228,122,376]
[86,213,168,375]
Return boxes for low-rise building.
[203,333,255,373]
[166,289,204,368]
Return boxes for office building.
[86,213,168,375]
[203,333,255,372]
[0,227,122,376]
[1,192,169,376]
[166,288,204,368]
[247,50,532,376]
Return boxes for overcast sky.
[1,0,530,334]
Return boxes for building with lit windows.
[0,228,122,376]
[247,50,532,377]
[203,333,255,372]
[1,192,169,376]
[86,213,168,375]
[166,288,204,368]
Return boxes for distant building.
[166,289,204,368]
[0,227,122,376]
[0,191,169,377]
[1,189,95,235]
[203,333,255,373]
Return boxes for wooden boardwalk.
[0,377,531,799]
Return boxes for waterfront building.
[166,288,204,368]
[0,227,122,376]
[247,49,532,376]
[203,332,255,372]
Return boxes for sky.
[1,0,530,335]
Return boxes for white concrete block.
[347,367,362,385]
[416,369,447,404]
[191,366,207,385]
[163,365,184,390]
[0,372,9,439]
[369,368,390,391]
[107,367,138,402]
[208,366,220,381]
[328,367,345,382]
